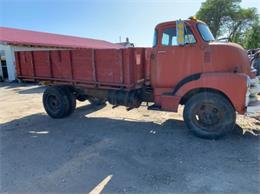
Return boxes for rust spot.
[204,51,211,63]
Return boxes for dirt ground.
[0,82,260,193]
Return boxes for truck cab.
[151,18,251,87]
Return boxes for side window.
[161,28,177,46]
[184,26,196,44]
[162,33,169,45]
[161,26,196,46]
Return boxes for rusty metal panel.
[50,50,72,79]
[15,48,147,90]
[133,48,145,83]
[144,48,152,82]
[95,49,123,84]
[15,52,21,76]
[71,49,94,81]
[122,48,133,86]
[18,51,34,77]
[33,51,51,77]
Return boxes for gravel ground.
[0,82,260,193]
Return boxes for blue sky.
[0,0,259,47]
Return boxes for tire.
[43,86,71,118]
[60,86,76,116]
[183,92,236,139]
[88,96,106,106]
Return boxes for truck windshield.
[197,23,215,42]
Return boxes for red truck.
[15,18,260,139]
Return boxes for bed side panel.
[95,49,122,84]
[71,49,94,81]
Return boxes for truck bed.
[15,48,151,90]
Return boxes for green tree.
[196,0,259,48]
[196,0,240,37]
[224,7,258,43]
[243,22,260,49]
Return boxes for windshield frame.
[196,22,215,42]
[153,29,158,47]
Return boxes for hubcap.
[192,103,223,131]
[47,95,59,111]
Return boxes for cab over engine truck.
[15,18,260,139]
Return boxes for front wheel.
[183,92,236,139]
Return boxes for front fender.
[175,72,248,114]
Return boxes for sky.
[0,0,259,47]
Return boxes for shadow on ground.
[17,86,46,94]
[0,104,260,193]
[0,82,45,94]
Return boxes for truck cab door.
[151,23,203,89]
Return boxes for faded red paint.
[0,27,123,49]
[16,48,148,89]
[151,19,251,114]
[15,19,252,114]
[176,73,248,113]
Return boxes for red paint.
[0,27,123,49]
[174,72,248,114]
[150,19,251,113]
[15,19,253,114]
[16,48,149,89]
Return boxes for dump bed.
[15,48,151,90]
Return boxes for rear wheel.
[43,86,76,118]
[183,92,236,139]
[61,86,76,116]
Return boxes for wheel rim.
[192,102,223,131]
[46,94,60,112]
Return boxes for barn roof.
[0,27,123,49]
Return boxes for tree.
[224,7,258,43]
[196,0,259,48]
[243,22,260,49]
[196,0,240,38]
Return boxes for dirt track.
[0,83,259,193]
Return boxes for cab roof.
[155,19,205,29]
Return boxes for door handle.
[158,50,166,54]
